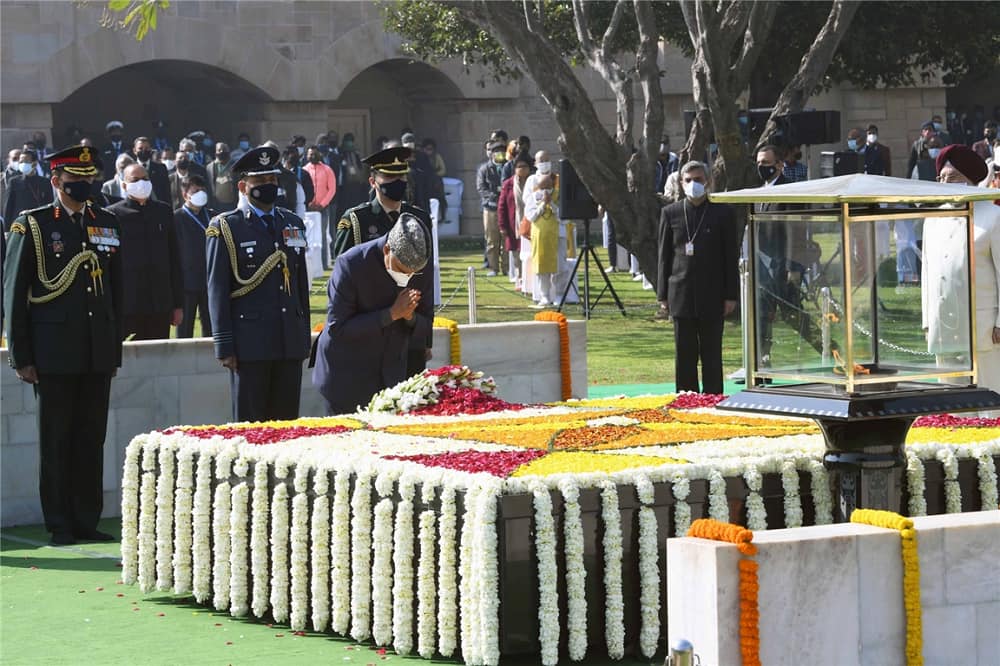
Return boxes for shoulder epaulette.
[22,203,54,216]
[9,221,26,234]
[205,226,220,238]
[336,218,352,230]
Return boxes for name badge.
[282,227,307,248]
[685,242,695,256]
[240,240,257,248]
[87,226,121,247]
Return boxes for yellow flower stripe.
[604,422,816,450]
[666,409,817,430]
[851,509,923,666]
[905,427,1000,444]
[433,317,461,365]
[512,451,685,477]
[181,417,364,431]
[548,395,676,410]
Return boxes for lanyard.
[683,199,708,244]
[181,205,207,230]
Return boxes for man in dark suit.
[3,150,53,228]
[206,146,312,422]
[754,145,825,369]
[107,163,183,340]
[3,145,124,545]
[332,146,435,376]
[312,213,432,414]
[101,120,127,180]
[173,174,216,338]
[130,136,171,205]
[657,161,739,394]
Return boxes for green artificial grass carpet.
[1,519,662,666]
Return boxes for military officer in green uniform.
[332,146,433,376]
[3,145,124,545]
[206,146,312,422]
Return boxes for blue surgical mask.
[928,147,941,159]
[933,122,943,131]
[847,139,859,151]
[239,140,250,151]
[203,138,213,148]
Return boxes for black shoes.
[73,529,116,542]
[50,532,76,546]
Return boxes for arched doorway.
[52,60,272,149]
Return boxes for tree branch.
[733,1,778,90]
[756,0,860,148]
[600,0,629,56]
[632,0,664,199]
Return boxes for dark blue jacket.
[205,203,311,362]
[311,235,432,413]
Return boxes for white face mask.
[18,162,34,175]
[536,161,552,175]
[867,133,878,144]
[189,190,209,207]
[928,148,941,159]
[683,180,706,199]
[125,178,153,200]
[163,159,175,171]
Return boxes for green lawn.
[306,237,746,388]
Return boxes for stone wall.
[667,511,1000,665]
[0,319,586,527]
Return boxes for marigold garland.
[687,519,760,666]
[534,311,572,400]
[850,509,923,666]
[433,317,462,365]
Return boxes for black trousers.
[124,313,170,341]
[406,347,427,379]
[230,360,302,422]
[178,290,212,338]
[672,315,725,394]
[36,372,112,535]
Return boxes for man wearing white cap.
[312,213,433,414]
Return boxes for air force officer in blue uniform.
[312,214,433,414]
[206,146,311,422]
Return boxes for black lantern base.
[718,383,1000,521]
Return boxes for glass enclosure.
[748,204,976,392]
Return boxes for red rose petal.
[383,449,546,477]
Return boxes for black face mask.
[248,182,279,205]
[757,164,778,182]
[217,153,230,163]
[137,149,152,162]
[378,179,408,202]
[61,180,92,203]
[794,151,803,161]
[176,158,190,170]
[987,130,998,141]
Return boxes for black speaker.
[558,159,598,220]
[778,110,841,146]
[819,151,862,178]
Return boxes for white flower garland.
[211,449,234,611]
[477,483,501,666]
[808,459,834,525]
[393,476,417,655]
[558,479,588,662]
[708,469,729,522]
[172,446,195,594]
[937,447,962,513]
[781,460,804,528]
[289,465,312,631]
[191,446,215,604]
[137,440,158,594]
[155,443,176,592]
[330,469,352,635]
[671,474,691,536]
[372,495,395,646]
[906,451,928,517]
[416,483,438,659]
[600,481,625,660]
[310,469,331,632]
[250,459,270,618]
[229,457,250,617]
[349,472,374,641]
[532,485,560,666]
[458,485,480,662]
[976,447,998,510]
[744,464,767,530]
[119,437,143,585]
[437,484,459,658]
[270,460,291,624]
[634,475,661,659]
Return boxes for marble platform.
[667,510,1000,666]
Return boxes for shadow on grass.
[0,552,121,573]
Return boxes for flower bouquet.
[365,365,523,416]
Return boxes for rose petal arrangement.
[121,387,1000,666]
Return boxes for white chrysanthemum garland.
[781,460,804,528]
[976,446,999,509]
[476,480,502,666]
[120,437,143,585]
[393,476,417,655]
[172,446,195,594]
[270,458,291,624]
[310,468,331,632]
[250,458,270,618]
[532,484,560,666]
[635,475,661,659]
[458,485,479,662]
[137,439,158,594]
[906,450,928,516]
[600,481,625,660]
[289,465,312,631]
[416,483,438,659]
[154,443,176,592]
[372,472,397,647]
[329,469,352,634]
[558,479,588,662]
[211,447,234,611]
[437,484,459,658]
[229,456,250,617]
[349,471,373,641]
[937,447,962,513]
[191,442,215,604]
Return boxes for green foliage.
[383,1,999,90]
[102,0,168,41]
